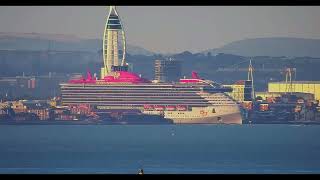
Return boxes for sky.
[0,6,319,54]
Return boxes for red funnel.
[191,71,200,79]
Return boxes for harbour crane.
[283,67,296,94]
[247,59,255,100]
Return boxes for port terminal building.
[268,81,320,101]
[256,91,314,101]
[222,80,253,102]
[224,80,320,102]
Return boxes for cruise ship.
[59,6,243,124]
[60,71,243,124]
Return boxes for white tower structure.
[101,6,127,78]
[285,68,293,94]
[248,59,255,100]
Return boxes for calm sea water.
[0,124,320,174]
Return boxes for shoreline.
[0,120,173,125]
[1,120,320,125]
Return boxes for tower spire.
[109,6,117,16]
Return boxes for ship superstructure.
[61,71,242,124]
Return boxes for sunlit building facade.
[154,58,181,82]
[268,81,320,101]
[223,80,253,102]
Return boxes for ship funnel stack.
[87,71,92,81]
[192,71,200,79]
[101,6,127,79]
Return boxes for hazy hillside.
[2,48,320,92]
[0,32,155,56]
[3,33,320,58]
[202,37,320,58]
[1,33,320,91]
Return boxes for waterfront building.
[223,80,253,102]
[11,101,27,113]
[154,58,181,82]
[268,81,320,101]
[27,107,51,120]
[255,91,315,103]
[0,74,68,99]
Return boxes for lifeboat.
[154,105,165,111]
[166,105,175,111]
[176,105,187,111]
[143,105,154,110]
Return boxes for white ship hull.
[61,82,243,124]
[169,112,242,124]
[143,105,242,124]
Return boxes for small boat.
[154,105,165,111]
[138,168,144,175]
[143,105,154,110]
